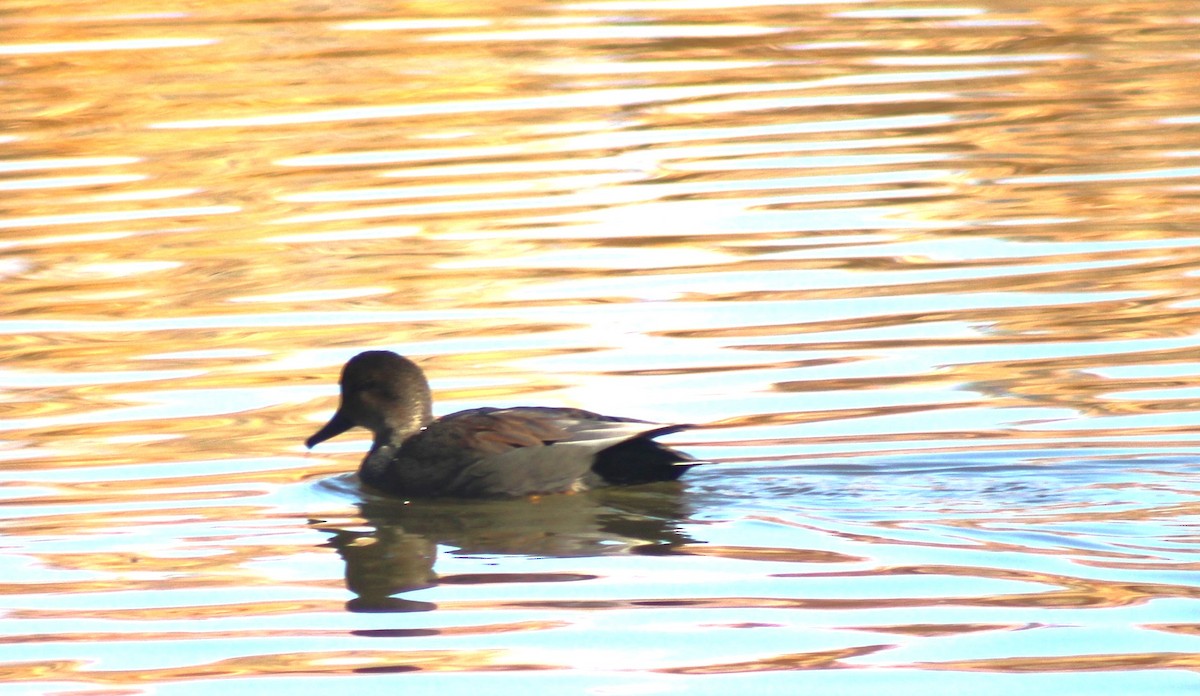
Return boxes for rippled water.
[4,0,1200,692]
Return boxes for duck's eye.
[359,381,397,400]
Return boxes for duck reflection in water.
[305,350,705,611]
[315,481,697,612]
[305,351,703,498]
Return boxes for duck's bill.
[305,408,355,449]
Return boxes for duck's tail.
[592,425,703,485]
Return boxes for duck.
[305,350,702,498]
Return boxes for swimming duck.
[305,350,701,498]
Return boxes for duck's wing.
[427,407,694,497]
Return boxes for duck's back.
[359,407,698,498]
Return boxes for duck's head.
[305,350,434,449]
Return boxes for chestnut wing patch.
[445,409,573,457]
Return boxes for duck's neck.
[375,402,433,448]
[361,406,432,491]
[360,440,392,477]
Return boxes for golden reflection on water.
[4,0,1200,691]
[0,648,561,684]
